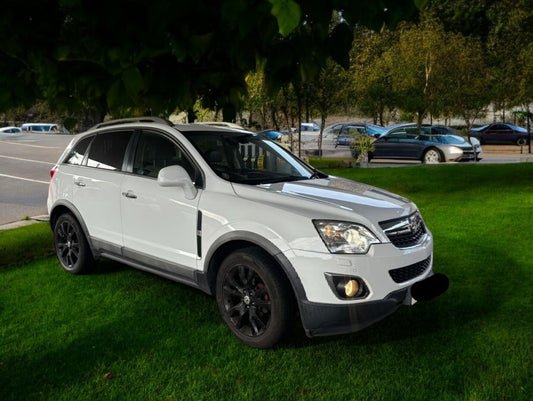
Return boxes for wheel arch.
[516,137,528,146]
[49,200,98,258]
[200,232,307,306]
[422,146,443,163]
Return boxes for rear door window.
[64,135,94,166]
[86,131,133,170]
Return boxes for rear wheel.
[216,248,293,348]
[53,213,94,274]
[422,148,442,164]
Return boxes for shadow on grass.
[1,238,529,400]
[0,259,220,400]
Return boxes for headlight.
[448,146,463,155]
[469,137,480,147]
[313,220,380,254]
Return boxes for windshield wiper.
[253,176,310,184]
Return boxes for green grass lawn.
[1,163,531,401]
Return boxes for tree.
[485,0,533,123]
[0,0,426,122]
[311,59,350,156]
[438,34,490,130]
[350,27,397,125]
[386,15,447,127]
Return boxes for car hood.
[232,176,417,224]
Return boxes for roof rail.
[90,117,173,130]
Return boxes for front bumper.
[300,273,449,337]
[301,287,408,337]
[284,231,449,337]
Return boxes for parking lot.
[1,131,532,228]
[0,132,72,227]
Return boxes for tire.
[215,248,294,348]
[516,137,527,146]
[422,148,442,164]
[53,213,94,274]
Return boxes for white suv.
[47,117,448,348]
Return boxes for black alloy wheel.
[216,248,293,348]
[54,213,93,274]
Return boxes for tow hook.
[411,273,449,302]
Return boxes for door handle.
[122,191,137,199]
[74,180,86,187]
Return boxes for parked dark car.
[469,123,530,146]
[352,126,480,163]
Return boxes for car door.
[371,135,392,158]
[399,130,423,159]
[120,130,202,273]
[374,132,415,159]
[71,130,133,249]
[485,124,510,144]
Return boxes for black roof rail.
[90,117,173,130]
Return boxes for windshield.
[183,131,325,184]
[366,124,386,136]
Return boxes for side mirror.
[157,165,198,200]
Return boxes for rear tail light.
[50,165,58,180]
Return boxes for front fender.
[200,229,308,309]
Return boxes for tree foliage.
[350,27,397,125]
[0,0,424,120]
[427,0,533,124]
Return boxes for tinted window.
[492,125,510,132]
[385,132,416,142]
[64,135,94,165]
[86,131,132,170]
[132,131,196,180]
[184,131,317,184]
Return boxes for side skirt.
[91,237,208,294]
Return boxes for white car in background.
[21,123,69,133]
[47,117,448,348]
[0,126,22,133]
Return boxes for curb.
[0,215,49,231]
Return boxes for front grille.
[389,256,431,283]
[461,149,475,160]
[380,212,426,248]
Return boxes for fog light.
[336,279,361,298]
[327,274,368,300]
[344,279,359,297]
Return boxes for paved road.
[1,131,532,228]
[0,132,72,227]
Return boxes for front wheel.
[216,248,294,348]
[422,148,442,164]
[516,137,527,146]
[53,213,94,274]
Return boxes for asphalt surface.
[1,131,532,229]
[0,132,72,228]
